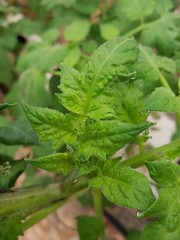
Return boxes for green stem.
[120,138,180,168]
[139,45,172,91]
[124,18,161,38]
[92,189,106,240]
[22,200,66,231]
[137,136,144,154]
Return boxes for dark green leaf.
[77,216,104,240]
[0,120,39,146]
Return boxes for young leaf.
[89,160,155,210]
[139,161,180,240]
[22,101,77,149]
[77,216,104,240]
[58,37,139,119]
[144,87,180,112]
[77,120,152,160]
[26,153,73,174]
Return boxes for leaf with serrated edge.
[89,160,155,210]
[77,120,152,160]
[22,101,76,149]
[139,161,180,240]
[26,153,73,174]
[58,37,139,119]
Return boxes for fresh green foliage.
[139,161,180,240]
[26,153,73,174]
[0,1,180,239]
[89,160,155,210]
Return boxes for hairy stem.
[22,200,66,231]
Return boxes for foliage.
[0,0,180,239]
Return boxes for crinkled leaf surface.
[58,37,139,119]
[89,160,155,210]
[23,38,151,162]
[144,87,180,112]
[139,161,180,240]
[26,153,73,174]
[22,101,77,149]
[77,120,151,160]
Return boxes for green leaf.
[0,49,12,85]
[64,20,91,43]
[127,229,140,240]
[58,37,139,119]
[144,87,180,112]
[140,13,180,56]
[0,103,16,111]
[62,46,81,67]
[119,0,155,21]
[114,83,147,124]
[100,22,120,40]
[145,161,180,187]
[73,0,99,15]
[26,153,73,174]
[139,161,180,240]
[22,101,77,149]
[16,43,68,73]
[77,120,151,160]
[0,120,39,146]
[153,0,173,15]
[42,28,59,44]
[133,45,175,94]
[77,216,104,240]
[0,155,26,190]
[0,216,23,240]
[90,160,155,210]
[18,68,50,107]
[41,0,76,9]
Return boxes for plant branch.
[120,138,180,168]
